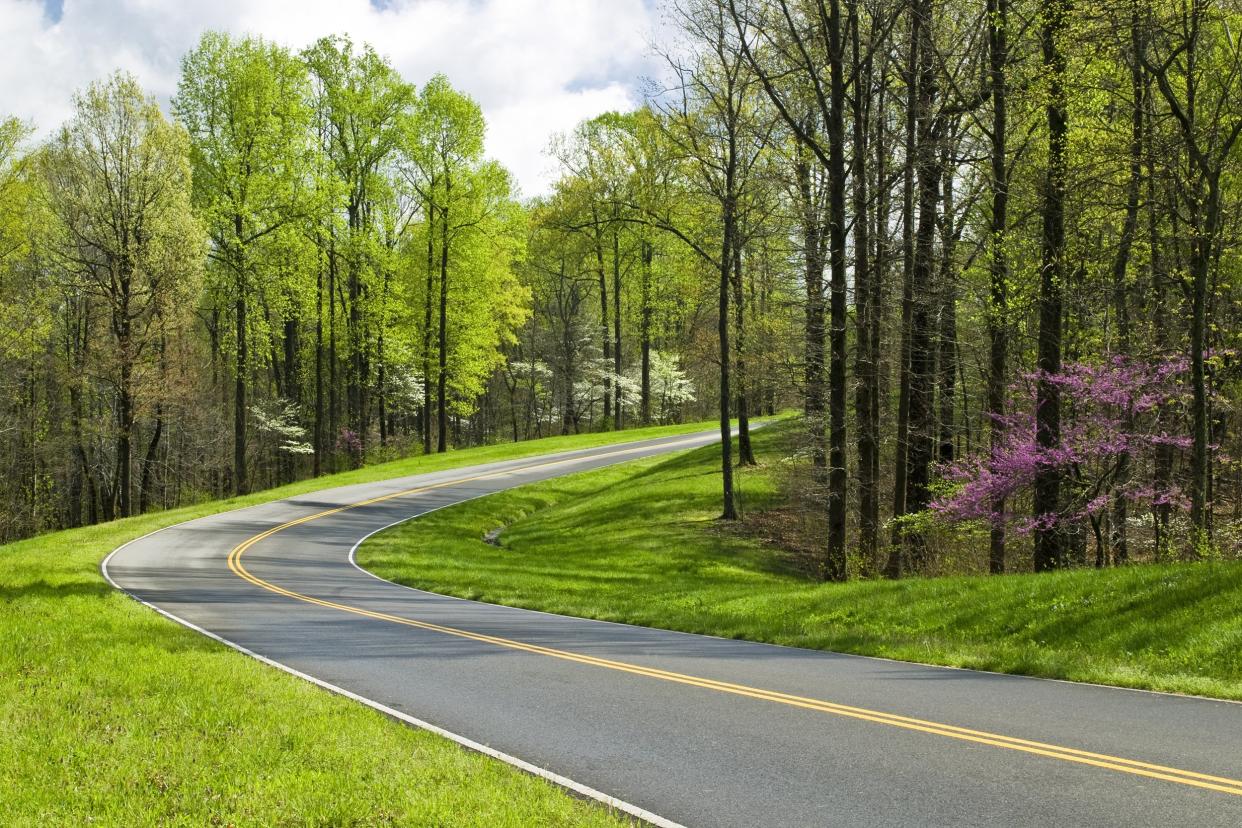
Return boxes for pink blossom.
[931,355,1202,534]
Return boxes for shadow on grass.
[0,579,111,602]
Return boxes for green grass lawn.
[360,421,1242,702]
[0,421,727,826]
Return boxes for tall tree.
[661,0,772,520]
[1140,0,1242,549]
[1107,2,1148,565]
[1033,0,1070,571]
[985,0,1011,573]
[405,75,486,451]
[175,31,313,496]
[40,73,204,518]
[849,0,881,569]
[727,0,850,578]
[303,36,414,459]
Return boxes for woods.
[2,1,1242,579]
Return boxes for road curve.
[105,430,1242,827]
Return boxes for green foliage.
[175,31,316,366]
[40,73,205,322]
[0,118,31,270]
[403,77,529,418]
[0,118,41,365]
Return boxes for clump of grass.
[361,422,1242,701]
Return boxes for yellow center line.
[226,438,1242,798]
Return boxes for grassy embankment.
[361,420,1242,701]
[1,420,725,826]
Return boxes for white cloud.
[0,0,664,195]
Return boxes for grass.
[0,420,729,826]
[360,420,1242,702]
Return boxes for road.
[104,430,1242,827]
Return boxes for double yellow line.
[227,439,1242,798]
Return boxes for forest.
[1,0,1240,580]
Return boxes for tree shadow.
[0,579,111,602]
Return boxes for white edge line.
[100,541,685,828]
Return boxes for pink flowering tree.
[335,427,363,468]
[931,356,1191,560]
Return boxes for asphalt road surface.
[104,430,1242,827]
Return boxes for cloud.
[0,0,663,195]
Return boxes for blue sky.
[10,0,664,195]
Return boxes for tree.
[726,0,849,577]
[40,73,204,518]
[985,0,1011,573]
[0,118,31,270]
[637,350,697,423]
[303,36,414,459]
[1033,0,1070,571]
[933,356,1192,565]
[9,9,1242,576]
[615,108,678,426]
[436,161,530,428]
[404,75,487,451]
[1140,0,1242,550]
[175,31,314,495]
[660,0,773,520]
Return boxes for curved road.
[105,430,1242,826]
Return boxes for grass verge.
[0,420,727,825]
[360,421,1242,701]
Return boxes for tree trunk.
[234,292,248,496]
[438,185,450,454]
[868,67,887,563]
[719,197,737,521]
[138,405,163,514]
[895,0,942,573]
[1033,0,1069,572]
[1148,140,1174,559]
[936,158,959,466]
[347,201,365,458]
[328,232,339,471]
[377,331,388,447]
[284,315,300,482]
[733,237,755,466]
[613,223,623,430]
[825,0,849,581]
[795,136,827,482]
[1110,19,1145,565]
[69,380,90,527]
[593,207,611,429]
[314,246,324,476]
[117,350,133,519]
[986,0,1009,574]
[886,6,919,575]
[1187,184,1217,545]
[640,239,653,425]
[850,0,879,570]
[423,190,436,454]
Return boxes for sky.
[1,0,666,196]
